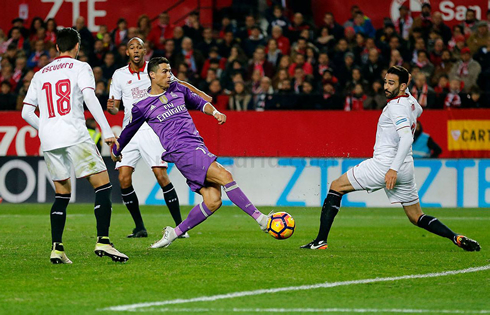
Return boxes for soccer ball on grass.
[267,212,295,239]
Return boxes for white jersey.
[373,94,423,167]
[23,56,95,151]
[110,62,177,129]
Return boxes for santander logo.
[390,0,483,24]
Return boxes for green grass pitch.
[0,204,489,314]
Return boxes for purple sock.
[175,202,213,237]
[224,181,263,220]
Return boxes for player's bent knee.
[221,169,234,184]
[118,173,132,189]
[206,199,222,212]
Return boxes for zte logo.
[43,0,107,32]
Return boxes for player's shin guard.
[315,190,342,242]
[94,183,112,237]
[224,181,263,220]
[121,185,145,230]
[162,183,182,225]
[417,214,457,240]
[51,193,71,243]
[174,202,212,237]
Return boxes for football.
[267,212,295,239]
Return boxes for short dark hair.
[147,57,170,80]
[387,66,409,85]
[57,28,81,52]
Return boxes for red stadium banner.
[1,109,489,158]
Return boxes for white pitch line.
[101,265,490,312]
[127,307,490,313]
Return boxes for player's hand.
[407,74,412,87]
[107,96,118,114]
[104,137,117,146]
[214,111,227,125]
[110,140,122,162]
[385,169,397,190]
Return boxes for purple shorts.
[164,145,217,192]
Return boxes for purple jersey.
[113,82,208,159]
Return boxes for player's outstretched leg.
[50,181,72,264]
[404,203,481,251]
[150,183,221,248]
[153,167,188,238]
[206,162,269,232]
[302,173,355,250]
[119,167,147,238]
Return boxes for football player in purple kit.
[111,57,270,248]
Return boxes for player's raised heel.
[150,226,177,248]
[177,232,190,239]
[300,240,328,250]
[94,239,129,262]
[127,228,148,238]
[50,243,72,264]
[455,235,481,252]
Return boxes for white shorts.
[346,158,419,206]
[115,127,168,169]
[43,139,107,181]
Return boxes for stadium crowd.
[1,3,490,111]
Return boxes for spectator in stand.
[200,47,226,79]
[161,39,176,65]
[207,79,223,104]
[29,17,45,43]
[271,26,291,56]
[474,38,490,71]
[352,32,366,64]
[269,78,297,110]
[468,21,489,54]
[198,68,218,93]
[362,48,385,83]
[217,16,236,39]
[432,12,452,45]
[266,38,282,68]
[237,14,257,42]
[291,66,305,94]
[411,37,427,63]
[306,47,318,68]
[249,76,274,111]
[344,83,367,111]
[353,11,376,38]
[332,38,351,65]
[96,25,108,41]
[411,72,436,108]
[90,39,105,67]
[228,81,251,111]
[74,17,94,51]
[33,54,49,73]
[288,13,311,43]
[389,49,408,69]
[12,56,27,87]
[445,79,463,109]
[111,18,128,47]
[394,5,412,41]
[173,26,185,52]
[137,14,152,40]
[0,64,16,91]
[8,18,29,40]
[288,53,313,77]
[450,47,481,92]
[218,31,238,58]
[175,37,205,81]
[461,8,479,38]
[115,43,129,66]
[3,27,30,52]
[343,5,360,28]
[290,37,310,60]
[430,39,444,67]
[271,68,289,91]
[3,44,18,67]
[101,32,114,52]
[462,86,482,108]
[336,52,356,86]
[448,25,465,51]
[344,26,357,48]
[92,66,105,84]
[321,68,339,90]
[225,45,247,70]
[346,67,368,94]
[247,46,274,80]
[148,12,175,50]
[16,72,33,110]
[322,12,344,41]
[267,5,290,36]
[101,52,117,81]
[95,81,109,110]
[413,49,435,80]
[413,122,442,158]
[196,28,217,58]
[243,26,266,58]
[314,51,332,81]
[297,78,322,109]
[364,79,386,109]
[182,11,204,45]
[321,82,343,110]
[315,26,335,52]
[0,81,17,110]
[277,54,292,72]
[434,74,450,108]
[412,3,433,39]
[249,68,263,95]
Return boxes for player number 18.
[41,79,71,118]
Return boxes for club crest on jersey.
[170,92,178,98]
[160,95,168,104]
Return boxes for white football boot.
[150,226,177,248]
[94,237,129,262]
[50,243,72,264]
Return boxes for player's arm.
[111,106,145,161]
[182,83,226,124]
[21,76,40,130]
[83,89,116,145]
[385,106,413,190]
[177,80,212,102]
[107,76,122,115]
[203,103,226,125]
